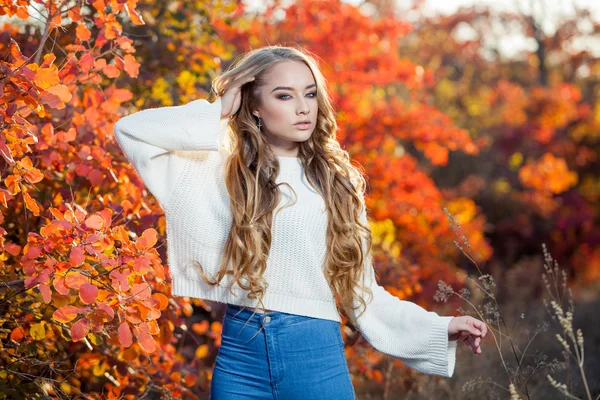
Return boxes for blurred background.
[0,0,598,399]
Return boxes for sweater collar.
[277,155,303,174]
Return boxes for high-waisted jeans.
[210,304,356,399]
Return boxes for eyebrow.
[271,83,317,93]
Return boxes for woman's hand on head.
[220,75,256,119]
[447,315,488,355]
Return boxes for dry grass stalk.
[437,208,596,400]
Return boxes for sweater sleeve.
[347,208,458,378]
[113,96,228,209]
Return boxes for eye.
[278,92,318,100]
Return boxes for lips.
[294,122,312,130]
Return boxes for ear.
[252,110,260,118]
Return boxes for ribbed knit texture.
[113,97,458,377]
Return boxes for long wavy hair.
[195,45,374,325]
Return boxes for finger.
[467,336,480,354]
[466,321,483,337]
[473,319,487,337]
[471,336,482,354]
[233,75,256,88]
[463,336,475,353]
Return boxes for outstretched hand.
[448,316,487,355]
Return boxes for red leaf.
[39,283,52,303]
[69,246,85,267]
[53,276,70,295]
[96,302,114,321]
[79,283,98,304]
[71,318,90,341]
[24,268,51,289]
[133,256,151,275]
[130,283,151,300]
[109,269,130,291]
[137,330,156,353]
[118,322,133,347]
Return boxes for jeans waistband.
[225,303,319,328]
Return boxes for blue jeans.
[210,304,356,399]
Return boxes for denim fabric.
[210,304,356,399]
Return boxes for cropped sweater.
[113,96,458,377]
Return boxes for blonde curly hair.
[195,45,374,325]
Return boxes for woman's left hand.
[448,316,488,355]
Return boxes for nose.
[297,97,310,115]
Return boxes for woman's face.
[252,60,318,157]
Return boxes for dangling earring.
[257,117,262,130]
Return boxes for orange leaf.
[210,321,222,335]
[84,214,104,230]
[16,7,29,19]
[123,54,140,78]
[151,293,169,310]
[147,320,160,335]
[23,192,41,216]
[152,262,166,280]
[53,305,80,323]
[10,327,25,342]
[76,23,91,41]
[65,271,87,289]
[136,228,157,251]
[46,84,72,103]
[102,63,120,78]
[184,373,197,387]
[126,7,145,25]
[118,322,133,347]
[192,320,209,335]
[34,67,60,89]
[23,167,44,184]
[130,283,151,300]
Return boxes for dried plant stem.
[453,291,524,395]
[443,208,531,398]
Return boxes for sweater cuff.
[427,315,457,377]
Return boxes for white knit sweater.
[113,96,458,377]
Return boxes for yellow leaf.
[30,322,46,340]
[195,344,209,359]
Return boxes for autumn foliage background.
[0,0,599,399]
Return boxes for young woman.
[114,45,487,399]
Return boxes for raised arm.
[346,208,458,378]
[113,97,228,210]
